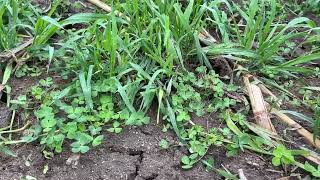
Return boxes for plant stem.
[8,110,15,140]
[2,139,26,145]
[0,121,31,135]
[222,139,273,155]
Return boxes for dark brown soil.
[0,105,11,128]
[0,75,286,180]
[0,115,284,180]
[0,71,291,180]
[0,45,313,180]
[0,67,314,179]
[0,73,43,128]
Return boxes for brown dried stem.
[243,75,277,133]
[270,108,320,149]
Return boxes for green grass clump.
[206,0,320,78]
[0,0,34,50]
[2,0,213,155]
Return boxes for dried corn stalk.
[87,0,112,12]
[271,108,320,149]
[244,75,277,133]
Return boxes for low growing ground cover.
[0,0,320,179]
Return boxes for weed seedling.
[159,139,170,149]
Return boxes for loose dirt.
[0,114,283,180]
[0,73,286,180]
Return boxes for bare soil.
[2,67,316,179]
[0,76,287,180]
[0,112,283,180]
[0,75,303,180]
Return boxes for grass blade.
[166,99,185,144]
[2,63,12,85]
[79,65,94,110]
[280,52,320,67]
[113,77,136,113]
[0,145,17,157]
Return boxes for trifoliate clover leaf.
[125,111,150,126]
[36,106,54,119]
[181,155,190,165]
[92,135,104,147]
[119,109,130,120]
[41,118,56,132]
[107,121,122,133]
[77,133,93,145]
[159,139,169,149]
[177,111,190,122]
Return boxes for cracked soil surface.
[0,116,283,180]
